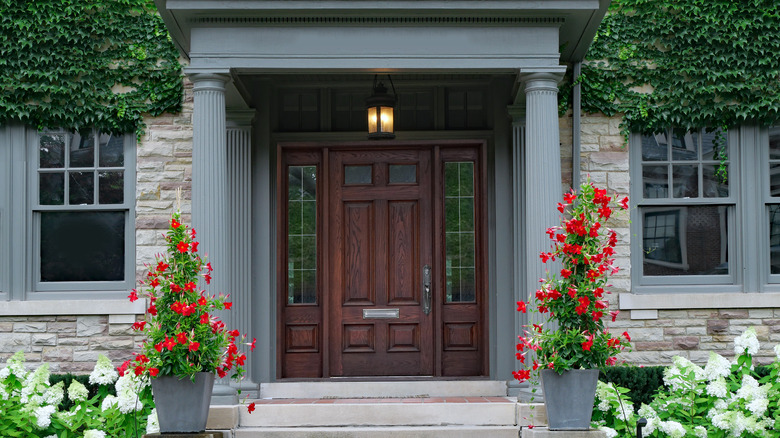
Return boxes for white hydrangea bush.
[592,327,780,437]
[0,352,154,437]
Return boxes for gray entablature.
[156,0,610,63]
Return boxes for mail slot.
[362,308,400,319]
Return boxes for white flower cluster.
[663,356,704,394]
[34,405,56,429]
[734,327,760,356]
[703,351,732,381]
[89,354,119,386]
[599,426,617,438]
[115,373,149,414]
[146,408,160,434]
[68,380,89,402]
[84,430,107,438]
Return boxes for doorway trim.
[276,140,488,379]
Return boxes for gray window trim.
[630,129,741,291]
[761,126,780,288]
[0,125,9,300]
[26,129,136,298]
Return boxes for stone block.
[673,319,706,327]
[42,346,73,362]
[517,403,547,428]
[73,350,101,362]
[89,336,134,350]
[687,326,707,336]
[634,341,673,351]
[77,316,107,337]
[0,322,13,332]
[673,337,700,350]
[13,322,47,333]
[688,310,717,318]
[664,327,685,336]
[207,406,239,430]
[0,333,31,353]
[749,309,775,319]
[48,322,77,334]
[27,316,57,322]
[57,316,78,322]
[32,334,57,346]
[587,152,628,172]
[57,337,90,346]
[109,324,135,336]
[719,310,748,319]
[707,319,729,334]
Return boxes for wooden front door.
[329,149,434,376]
[278,142,487,379]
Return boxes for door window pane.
[344,165,372,185]
[642,206,729,276]
[444,162,476,302]
[389,165,417,184]
[40,211,125,282]
[288,166,317,304]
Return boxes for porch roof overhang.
[156,0,610,73]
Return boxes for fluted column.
[190,73,234,403]
[521,72,564,324]
[226,110,256,391]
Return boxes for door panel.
[329,149,433,376]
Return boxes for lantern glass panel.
[367,107,378,134]
[380,106,393,133]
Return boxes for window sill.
[619,292,780,311]
[0,299,145,316]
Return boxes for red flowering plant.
[122,211,255,381]
[513,182,632,383]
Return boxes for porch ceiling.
[156,0,610,64]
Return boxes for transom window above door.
[275,83,490,133]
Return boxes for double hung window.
[632,128,736,288]
[31,130,134,296]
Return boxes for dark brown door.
[328,149,434,376]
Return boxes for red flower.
[512,369,531,382]
[200,313,210,324]
[567,287,577,298]
[575,296,590,315]
[171,218,181,228]
[595,300,608,309]
[594,287,605,298]
[189,342,200,352]
[117,360,130,376]
[170,283,182,293]
[156,262,169,272]
[598,205,612,220]
[134,365,145,376]
[216,367,227,378]
[620,197,629,210]
[610,310,620,322]
[198,296,207,306]
[589,222,601,237]
[155,342,163,353]
[516,301,527,313]
[163,336,177,351]
[591,311,603,321]
[532,361,539,371]
[563,192,576,204]
[147,304,157,316]
[581,339,593,351]
[623,331,631,342]
[132,321,146,331]
[229,330,240,338]
[606,357,617,366]
[206,262,213,272]
[171,301,184,314]
[204,274,212,285]
[191,241,199,253]
[560,269,572,279]
[177,241,189,253]
[184,282,196,292]
[150,278,160,288]
[191,228,197,238]
[250,338,257,351]
[224,301,233,310]
[548,289,561,300]
[176,332,188,344]
[247,402,256,414]
[237,354,246,365]
[149,367,160,377]
[557,203,565,213]
[128,290,139,302]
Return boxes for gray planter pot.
[151,372,215,433]
[540,368,599,430]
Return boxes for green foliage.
[577,0,780,134]
[0,0,183,134]
[49,374,111,411]
[601,366,665,407]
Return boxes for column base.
[522,428,605,438]
[211,382,239,405]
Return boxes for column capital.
[226,109,256,128]
[189,73,230,93]
[507,104,526,125]
[518,72,564,94]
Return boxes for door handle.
[422,264,431,315]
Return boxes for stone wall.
[0,315,143,373]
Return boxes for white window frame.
[629,128,741,293]
[26,128,136,300]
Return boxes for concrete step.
[239,397,517,428]
[259,380,508,399]
[234,426,520,437]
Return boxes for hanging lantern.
[366,76,396,140]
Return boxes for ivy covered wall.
[569,0,780,134]
[0,0,182,134]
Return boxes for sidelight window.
[444,161,476,302]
